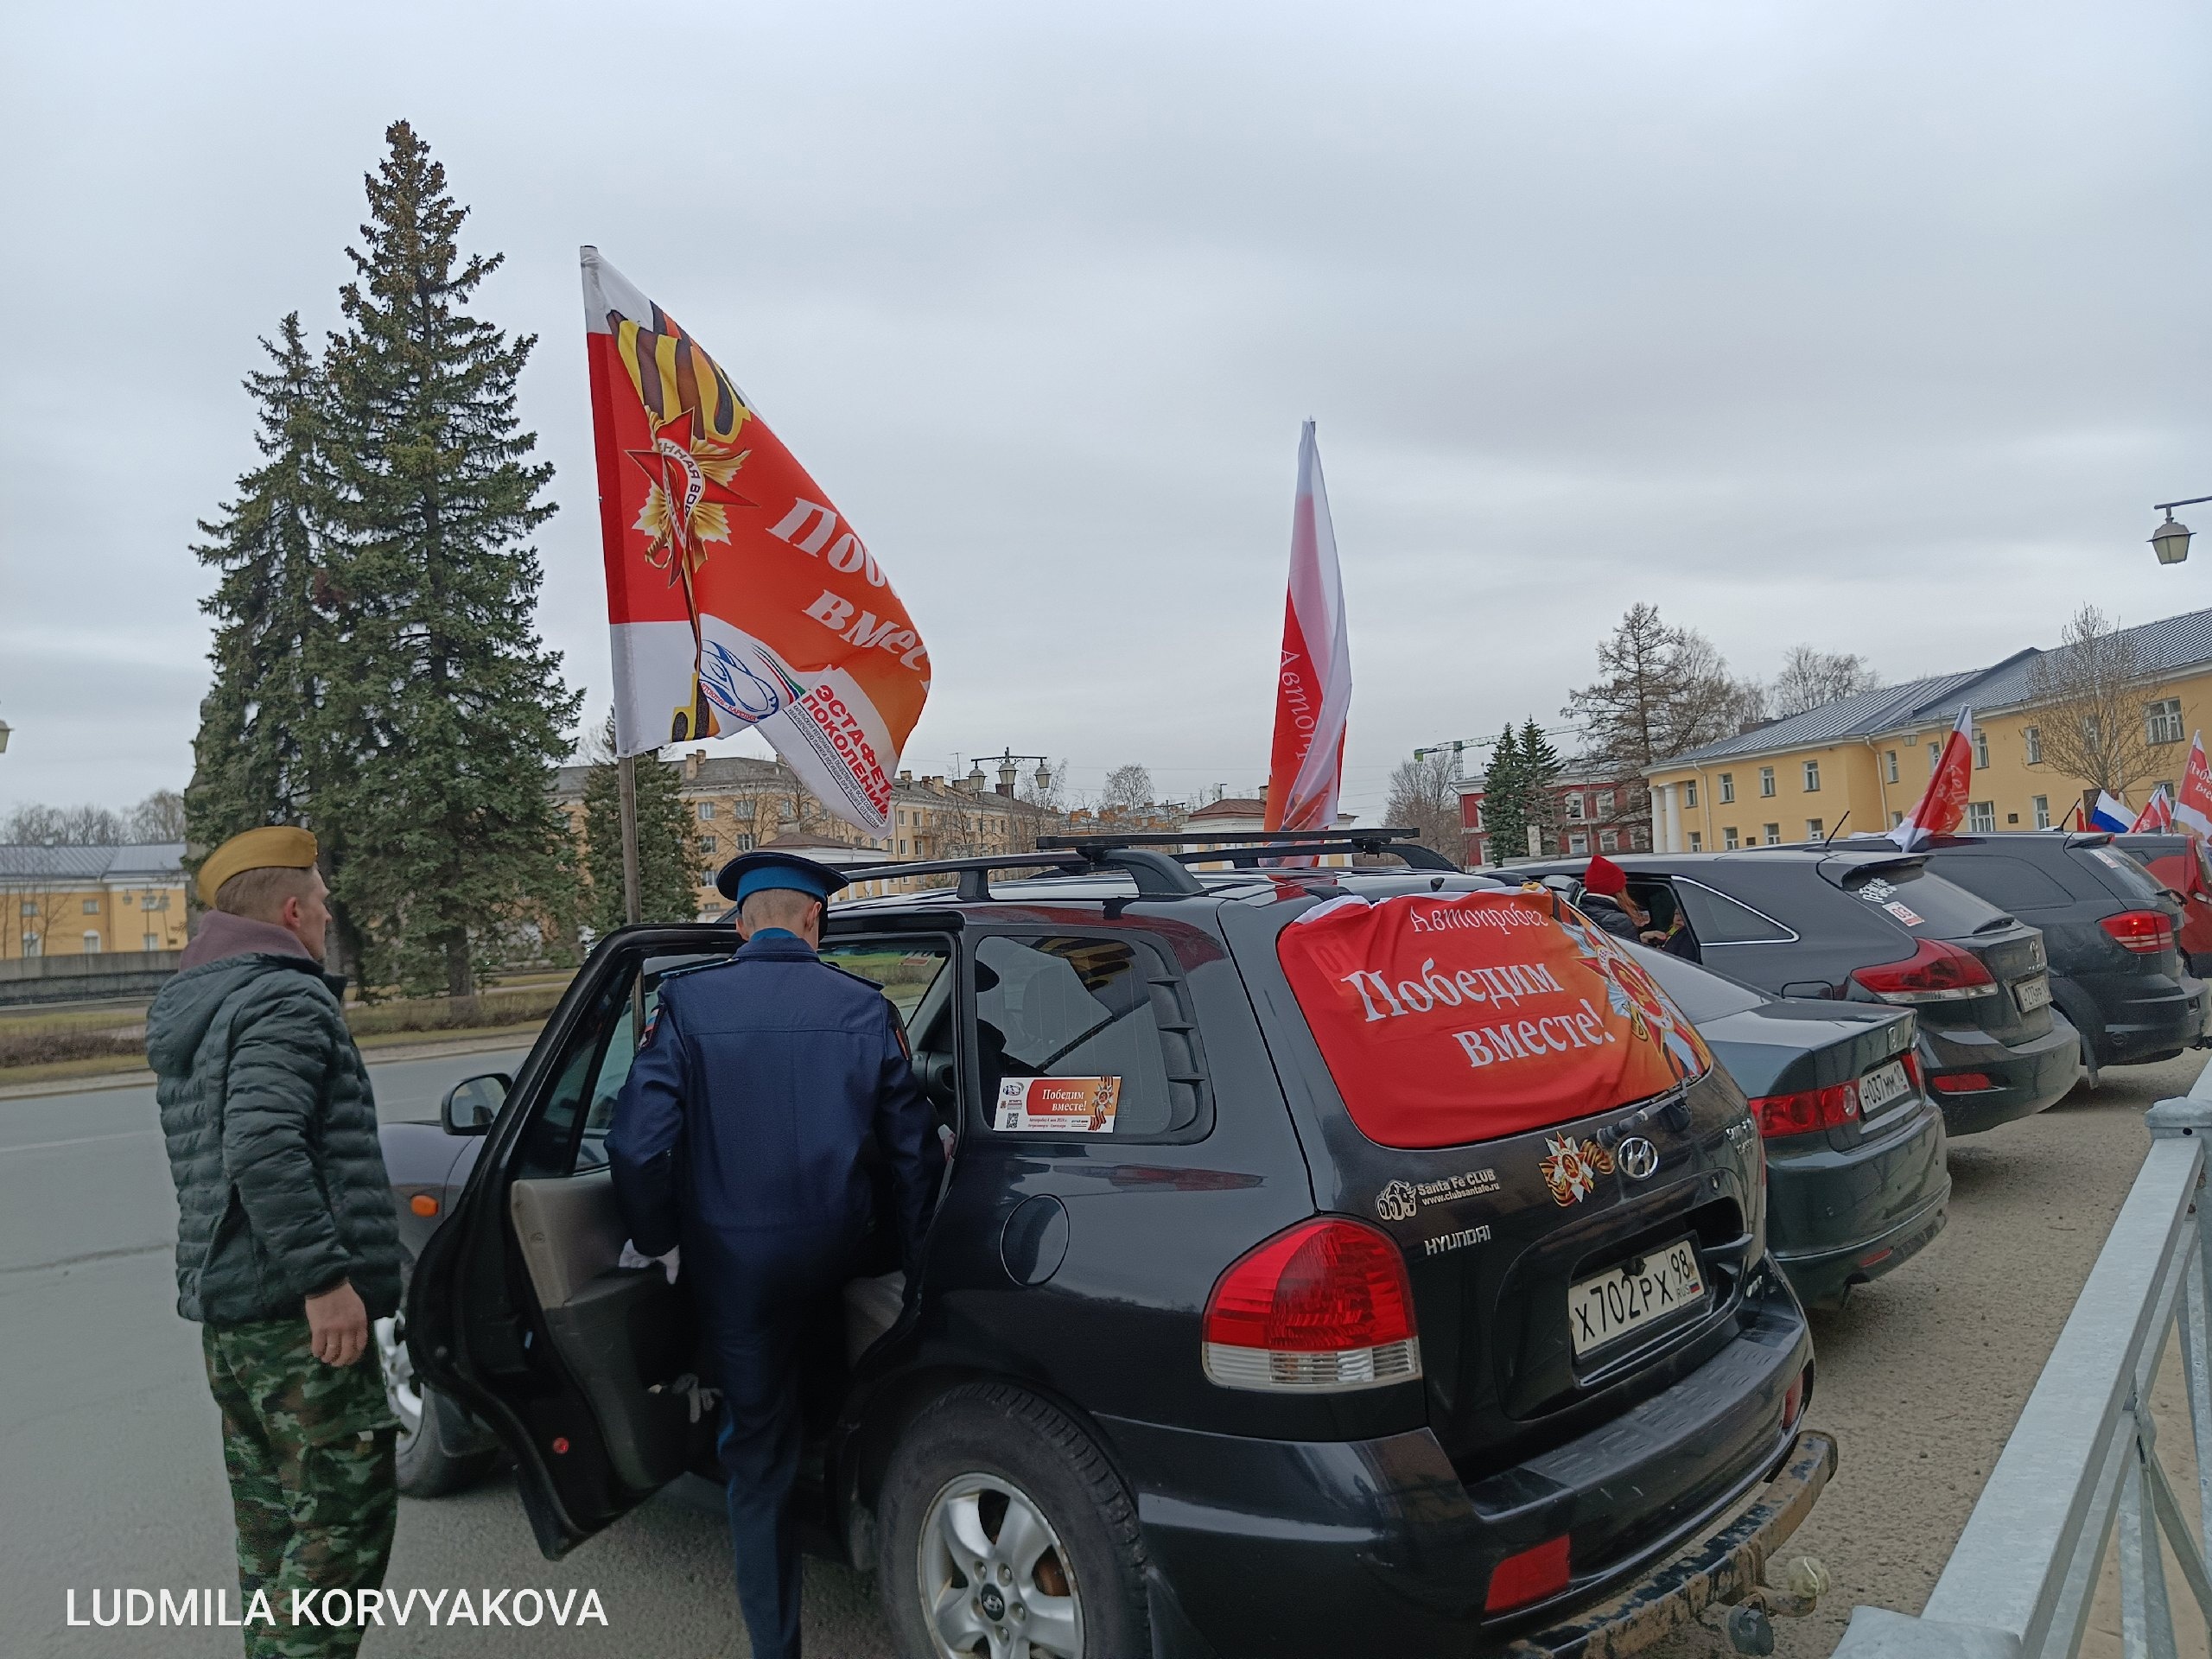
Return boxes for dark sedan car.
[1500,849,2079,1136]
[384,835,1833,1659]
[1628,945,1948,1309]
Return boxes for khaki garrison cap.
[197,826,320,909]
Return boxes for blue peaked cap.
[715,849,852,905]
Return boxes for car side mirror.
[441,1073,511,1136]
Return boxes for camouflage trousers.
[202,1318,398,1659]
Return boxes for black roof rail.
[1039,827,1426,851]
[1039,826,1459,873]
[825,846,1206,902]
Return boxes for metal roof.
[1662,606,2212,770]
[0,842,185,881]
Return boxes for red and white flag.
[2133,786,2177,833]
[1890,706,1974,851]
[1264,422,1351,837]
[581,248,928,835]
[2178,732,2212,841]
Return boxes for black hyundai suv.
[1500,849,2080,1135]
[398,832,1829,1659]
[1909,832,2202,1082]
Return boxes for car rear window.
[1276,890,1713,1149]
[1629,944,1767,1020]
[2086,845,2165,906]
[1929,853,2075,914]
[1834,862,2011,938]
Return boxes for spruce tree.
[582,717,702,934]
[1482,725,1528,863]
[185,314,359,952]
[1519,718,1566,855]
[319,121,582,996]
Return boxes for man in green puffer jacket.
[147,826,401,1659]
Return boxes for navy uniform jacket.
[607,931,944,1281]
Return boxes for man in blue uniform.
[607,850,943,1659]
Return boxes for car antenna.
[1821,810,1851,850]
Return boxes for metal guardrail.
[1834,1063,2212,1659]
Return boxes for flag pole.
[617,753,643,926]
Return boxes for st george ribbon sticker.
[995,1077,1122,1135]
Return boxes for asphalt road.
[3,1047,2202,1657]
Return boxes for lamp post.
[974,749,1052,799]
[2151,495,2212,566]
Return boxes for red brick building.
[1456,773,1648,867]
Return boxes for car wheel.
[879,1382,1148,1659]
[377,1257,497,1498]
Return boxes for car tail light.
[1486,1535,1573,1613]
[1851,938,1997,1004]
[2101,910,2176,955]
[1783,1371,1805,1433]
[1931,1071,1993,1094]
[1203,1218,1420,1392]
[1901,1052,1923,1090]
[1750,1081,1860,1139]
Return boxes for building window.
[1802,760,1821,791]
[1565,793,1585,820]
[1599,828,1618,851]
[2032,795,2050,830]
[734,833,756,853]
[700,868,718,887]
[1719,772,1735,804]
[1688,831,1703,851]
[1974,731,1991,768]
[21,900,36,918]
[1671,785,1687,811]
[1891,810,1904,828]
[1471,799,1485,829]
[82,931,101,953]
[1928,741,1942,771]
[1568,831,1589,854]
[1967,801,1996,832]
[1759,766,1776,798]
[1630,826,1649,849]
[697,802,715,820]
[2148,698,2184,746]
[1723,826,1739,849]
[1764,823,1781,845]
[2024,727,2042,765]
[22,935,40,957]
[1806,818,1823,840]
[700,836,715,854]
[141,893,164,910]
[82,898,100,914]
[1884,750,1899,784]
[143,932,161,951]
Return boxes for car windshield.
[1625,943,1766,1020]
[1833,861,2012,938]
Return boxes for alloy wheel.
[916,1471,1083,1658]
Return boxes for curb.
[0,1029,540,1103]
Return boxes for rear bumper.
[1766,1104,1949,1308]
[2064,970,2201,1067]
[1104,1268,1815,1656]
[1918,1018,2079,1135]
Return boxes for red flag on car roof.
[1890,707,1974,852]
[2178,732,2212,842]
[1264,422,1352,840]
[2133,786,2177,833]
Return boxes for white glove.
[619,1239,681,1285]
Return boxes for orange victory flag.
[581,247,928,834]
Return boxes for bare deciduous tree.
[1384,752,1464,855]
[1100,765,1154,813]
[2026,605,2159,801]
[3,804,127,846]
[1770,646,1880,718]
[128,789,188,843]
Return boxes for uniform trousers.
[201,1319,397,1659]
[699,1222,857,1659]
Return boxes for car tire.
[878,1382,1149,1659]
[378,1253,497,1498]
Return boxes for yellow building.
[1645,607,2212,851]
[0,843,190,959]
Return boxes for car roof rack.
[1038,827,1461,874]
[830,847,1208,901]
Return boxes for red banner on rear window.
[1278,890,1713,1149]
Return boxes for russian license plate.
[1569,1238,1706,1357]
[1857,1058,1911,1116]
[2014,974,2052,1013]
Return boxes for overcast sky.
[4,1,2208,830]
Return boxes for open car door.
[410,925,731,1558]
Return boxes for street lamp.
[2151,495,2212,566]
